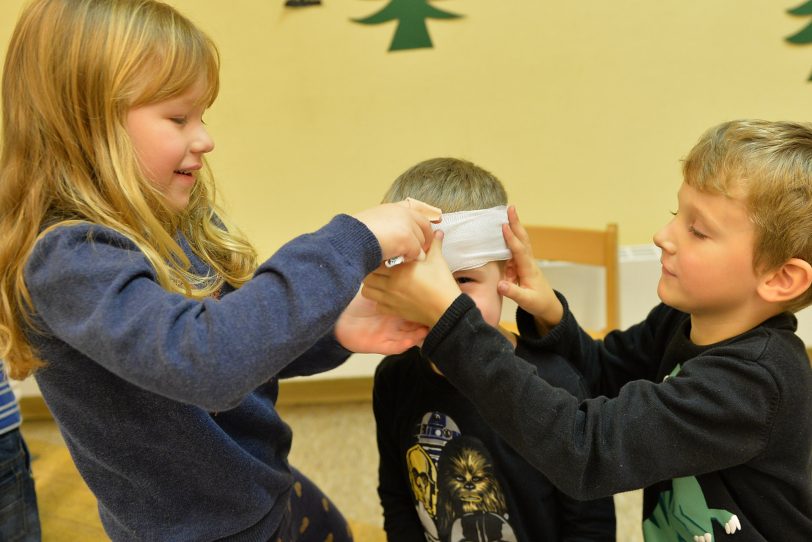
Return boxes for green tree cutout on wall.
[787,1,812,79]
[354,0,462,51]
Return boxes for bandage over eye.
[431,206,511,273]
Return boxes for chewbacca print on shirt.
[406,411,518,542]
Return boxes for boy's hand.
[353,199,441,265]
[499,205,563,331]
[362,232,460,328]
[335,290,428,354]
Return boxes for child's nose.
[653,222,676,254]
[192,126,214,154]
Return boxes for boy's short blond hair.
[683,119,812,312]
[382,157,508,211]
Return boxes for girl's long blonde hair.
[0,0,257,379]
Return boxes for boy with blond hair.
[374,157,615,541]
[364,121,812,541]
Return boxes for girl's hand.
[498,206,563,331]
[335,290,428,354]
[362,232,460,328]
[353,199,441,264]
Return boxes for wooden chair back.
[508,223,620,338]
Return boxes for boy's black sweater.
[375,342,616,541]
[424,294,812,541]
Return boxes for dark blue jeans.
[272,467,353,542]
[0,429,41,541]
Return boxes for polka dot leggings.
[272,467,353,542]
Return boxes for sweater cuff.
[515,290,574,347]
[422,294,476,358]
[327,214,382,274]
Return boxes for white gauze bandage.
[431,206,511,273]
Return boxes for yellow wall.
[2,0,811,255]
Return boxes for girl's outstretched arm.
[25,217,381,411]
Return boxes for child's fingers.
[361,280,386,303]
[394,199,441,260]
[369,264,394,277]
[410,207,435,246]
[398,197,442,223]
[393,210,443,265]
[363,268,389,285]
[372,303,398,316]
[498,280,524,303]
[398,212,430,262]
[498,281,541,314]
[507,205,531,244]
[502,223,524,253]
[360,289,396,316]
[426,230,444,258]
[502,223,536,276]
[354,202,437,263]
[502,215,532,259]
[502,221,516,245]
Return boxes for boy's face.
[653,182,762,321]
[453,261,505,327]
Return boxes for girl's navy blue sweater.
[24,215,380,541]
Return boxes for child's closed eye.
[170,116,187,125]
[671,209,708,239]
[688,225,708,239]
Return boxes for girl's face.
[125,79,214,212]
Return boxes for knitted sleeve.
[424,295,777,500]
[24,216,379,411]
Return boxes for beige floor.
[21,400,643,541]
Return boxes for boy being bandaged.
[372,157,616,541]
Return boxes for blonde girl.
[0,0,433,540]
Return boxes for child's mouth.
[174,169,193,177]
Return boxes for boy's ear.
[504,258,518,284]
[757,258,812,304]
